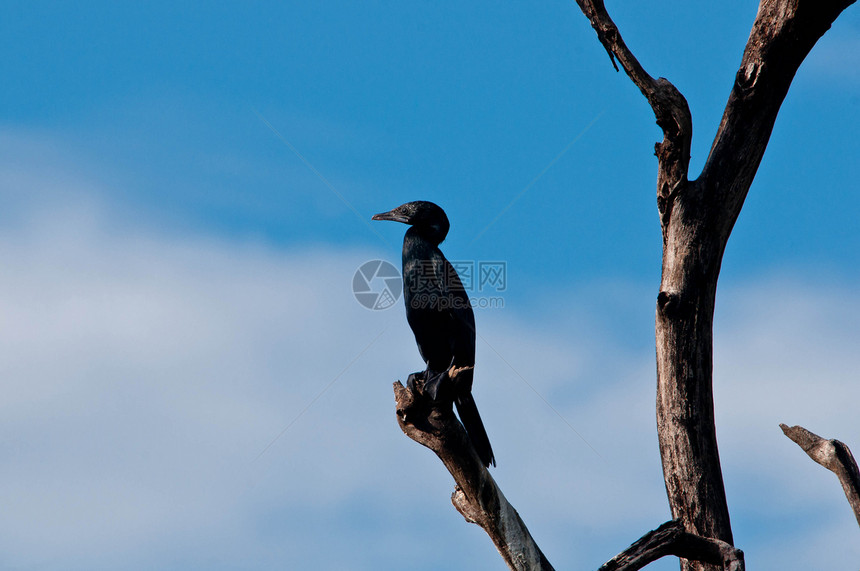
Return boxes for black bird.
[372,201,495,467]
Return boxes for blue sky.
[1,2,858,570]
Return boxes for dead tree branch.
[389,2,856,567]
[780,424,860,527]
[572,1,856,570]
[572,0,692,236]
[393,379,554,571]
[598,520,744,571]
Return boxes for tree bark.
[598,520,744,571]
[393,379,554,571]
[388,2,856,568]
[572,1,856,569]
[780,424,860,528]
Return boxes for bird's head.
[372,201,450,243]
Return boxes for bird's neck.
[405,223,447,246]
[405,226,445,248]
[402,227,440,260]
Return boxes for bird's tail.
[454,392,496,468]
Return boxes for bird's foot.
[447,364,474,390]
[423,370,449,402]
[406,372,424,393]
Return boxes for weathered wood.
[571,0,693,229]
[393,379,554,571]
[389,2,856,567]
[780,424,860,527]
[572,1,856,570]
[598,520,744,571]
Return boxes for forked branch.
[780,424,860,527]
[572,3,857,571]
[599,520,744,571]
[573,0,692,230]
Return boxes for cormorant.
[372,201,495,467]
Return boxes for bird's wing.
[437,255,476,366]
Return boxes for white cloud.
[713,279,860,568]
[0,148,857,569]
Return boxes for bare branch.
[780,424,860,527]
[393,381,554,571]
[573,0,692,230]
[572,3,857,571]
[599,520,744,571]
[702,0,857,241]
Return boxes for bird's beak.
[371,210,409,223]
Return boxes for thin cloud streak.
[252,108,390,246]
[477,331,605,462]
[251,326,389,463]
[470,110,605,245]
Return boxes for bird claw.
[423,370,448,401]
[406,370,446,401]
[406,372,424,393]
